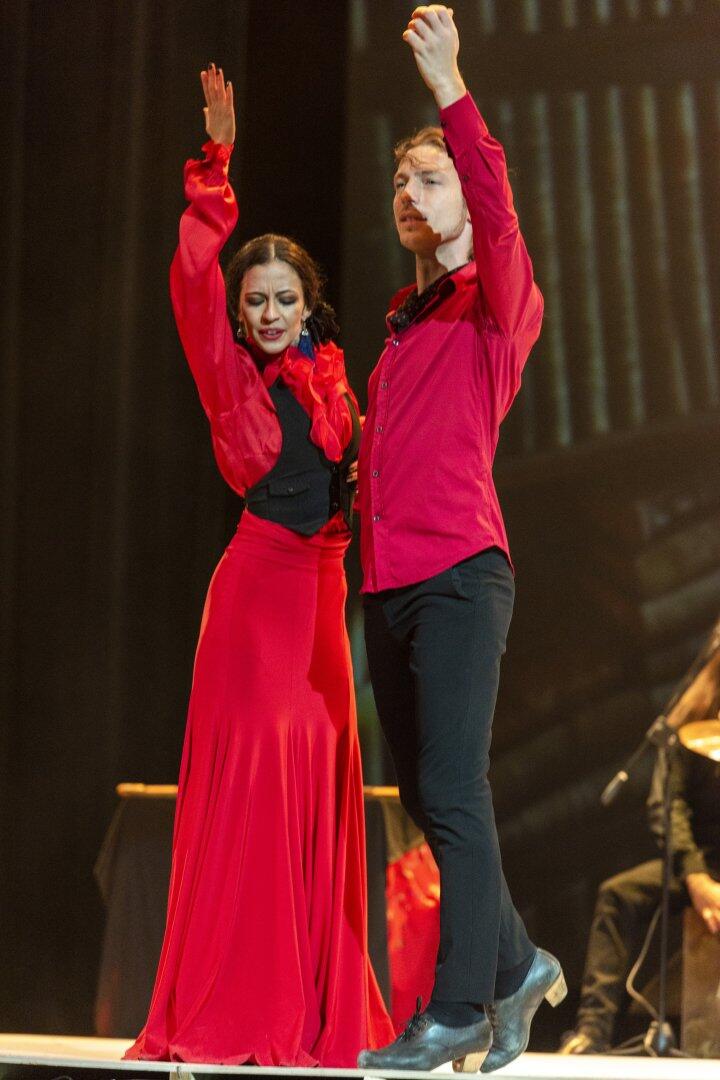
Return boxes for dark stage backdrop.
[2,0,720,1048]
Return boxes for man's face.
[393,143,469,258]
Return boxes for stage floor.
[0,1036,717,1080]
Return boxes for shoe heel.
[545,969,567,1007]
[452,1051,488,1073]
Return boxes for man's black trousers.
[363,548,535,1004]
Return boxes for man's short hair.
[394,126,446,166]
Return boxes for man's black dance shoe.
[357,998,492,1073]
[479,949,566,1073]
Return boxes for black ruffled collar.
[388,262,470,333]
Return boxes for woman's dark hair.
[225,233,339,344]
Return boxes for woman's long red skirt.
[125,511,394,1066]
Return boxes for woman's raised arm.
[170,65,252,423]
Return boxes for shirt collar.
[386,260,475,333]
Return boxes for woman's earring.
[297,315,315,358]
[236,321,247,340]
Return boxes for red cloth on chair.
[386,842,441,1031]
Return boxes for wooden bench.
[682,907,720,1057]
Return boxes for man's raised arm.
[403,5,542,338]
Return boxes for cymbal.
[679,720,720,761]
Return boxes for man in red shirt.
[357,7,565,1073]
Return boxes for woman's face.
[239,259,309,356]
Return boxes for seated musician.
[560,645,720,1054]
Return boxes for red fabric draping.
[386,842,440,1031]
[125,512,394,1065]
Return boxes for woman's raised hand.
[200,63,235,147]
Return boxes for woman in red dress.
[124,64,393,1067]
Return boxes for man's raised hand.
[402,6,466,108]
[200,62,235,147]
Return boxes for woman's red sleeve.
[169,141,256,422]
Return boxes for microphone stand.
[600,618,720,1057]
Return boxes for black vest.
[244,377,360,535]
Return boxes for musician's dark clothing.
[647,741,720,879]
[245,379,360,535]
[363,547,536,1004]
[575,748,720,1046]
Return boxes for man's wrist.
[432,71,467,110]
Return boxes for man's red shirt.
[358,92,544,593]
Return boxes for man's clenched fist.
[402,6,466,109]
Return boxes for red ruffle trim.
[258,341,358,463]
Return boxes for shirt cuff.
[197,140,234,185]
[439,92,488,160]
[680,849,710,880]
[202,140,234,163]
